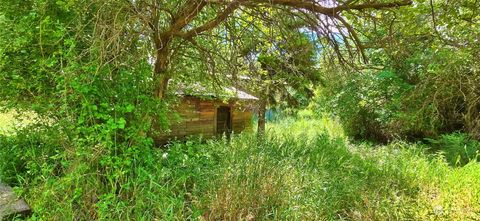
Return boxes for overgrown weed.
[1,117,480,220]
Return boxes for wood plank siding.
[154,96,254,144]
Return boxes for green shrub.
[0,125,65,186]
[425,132,480,166]
[311,0,480,142]
[312,70,411,142]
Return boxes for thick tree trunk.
[153,49,170,99]
[140,35,171,142]
[257,99,266,135]
[154,74,169,99]
[152,34,172,99]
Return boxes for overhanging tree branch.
[175,0,413,48]
[130,0,413,99]
[176,0,245,39]
[246,0,412,16]
[333,14,368,62]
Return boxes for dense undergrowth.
[1,1,479,220]
[1,116,480,220]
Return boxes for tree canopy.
[3,0,480,220]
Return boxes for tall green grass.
[1,116,479,220]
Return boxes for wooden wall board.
[154,96,255,145]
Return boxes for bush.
[311,0,480,142]
[425,132,480,166]
[311,70,410,142]
[0,125,66,186]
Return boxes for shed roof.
[223,87,258,100]
[174,83,258,100]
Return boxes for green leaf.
[125,104,135,113]
[117,117,126,129]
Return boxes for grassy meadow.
[1,112,479,220]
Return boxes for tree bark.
[152,34,172,99]
[257,98,266,136]
[153,56,170,99]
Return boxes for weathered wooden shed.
[154,87,258,144]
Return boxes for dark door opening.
[216,106,231,136]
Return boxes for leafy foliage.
[1,0,480,220]
[313,0,480,141]
[425,132,480,167]
[313,69,411,142]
